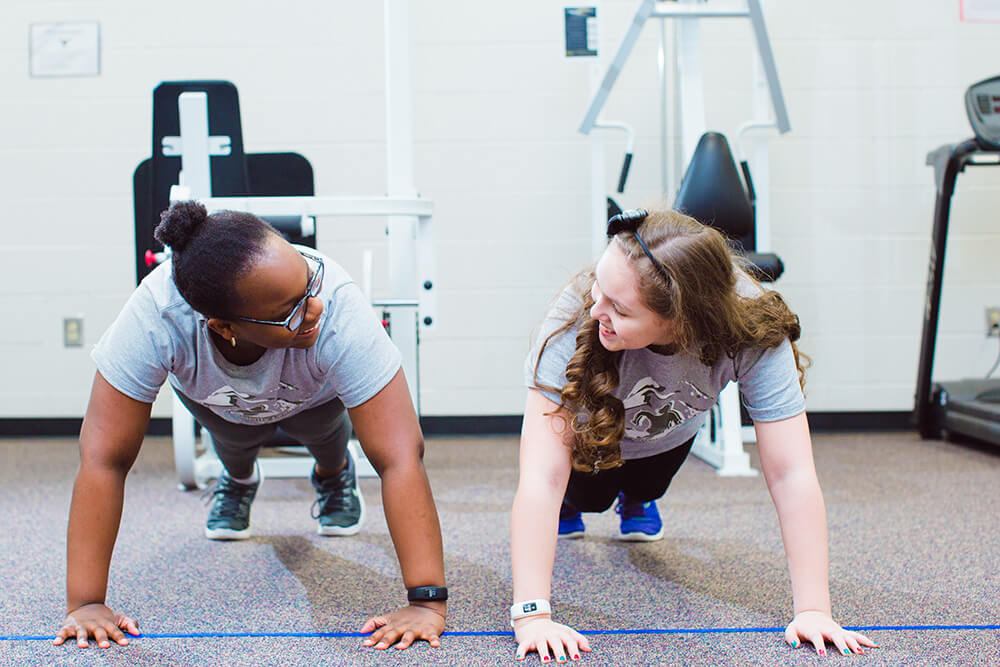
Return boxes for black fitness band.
[407,586,448,602]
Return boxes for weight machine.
[133,0,434,489]
[579,0,791,475]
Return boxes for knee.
[207,424,276,450]
[279,417,350,450]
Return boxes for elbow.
[78,410,144,475]
[76,451,132,485]
[78,451,134,479]
[515,467,568,508]
[366,434,425,478]
[768,466,822,503]
[77,435,141,477]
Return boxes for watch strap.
[407,585,448,602]
[510,599,552,623]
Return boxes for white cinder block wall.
[0,0,997,421]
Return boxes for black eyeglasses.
[236,249,325,332]
[606,208,670,281]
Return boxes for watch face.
[523,602,538,613]
[410,586,447,601]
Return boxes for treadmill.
[914,75,1000,447]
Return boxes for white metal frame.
[166,0,430,489]
[580,0,790,476]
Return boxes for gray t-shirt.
[525,278,805,460]
[92,247,401,424]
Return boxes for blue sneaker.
[615,492,663,542]
[558,500,585,539]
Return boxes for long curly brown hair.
[533,209,808,472]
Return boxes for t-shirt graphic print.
[202,382,306,423]
[622,376,714,441]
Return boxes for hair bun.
[153,200,208,251]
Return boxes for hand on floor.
[785,610,878,656]
[514,616,592,662]
[53,603,140,649]
[360,602,446,649]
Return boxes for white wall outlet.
[987,307,1000,337]
[64,317,84,347]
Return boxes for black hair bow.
[606,208,649,237]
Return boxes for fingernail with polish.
[842,648,851,655]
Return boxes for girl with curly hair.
[509,208,876,661]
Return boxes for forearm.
[66,463,128,611]
[510,485,562,604]
[379,459,446,601]
[770,473,831,615]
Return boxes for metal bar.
[372,298,420,307]
[177,92,212,198]
[746,0,790,133]
[200,195,433,218]
[385,0,416,197]
[715,382,756,476]
[676,4,706,167]
[579,0,655,135]
[592,121,634,153]
[385,0,420,314]
[416,214,436,331]
[652,2,748,18]
[383,304,420,413]
[659,19,670,197]
[171,389,200,489]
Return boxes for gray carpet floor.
[1,430,998,666]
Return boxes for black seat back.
[133,81,315,284]
[674,131,755,249]
[673,131,783,281]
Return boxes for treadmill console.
[965,75,1000,150]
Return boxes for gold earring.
[231,336,237,348]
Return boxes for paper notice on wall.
[960,0,1000,21]
[30,22,101,77]
[564,7,598,57]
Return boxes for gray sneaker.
[311,450,364,536]
[203,471,260,540]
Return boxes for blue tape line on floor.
[4,624,999,642]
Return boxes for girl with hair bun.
[55,201,446,652]
[508,208,877,661]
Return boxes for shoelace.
[615,499,651,520]
[200,478,253,514]
[310,480,353,519]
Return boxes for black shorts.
[563,436,694,512]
